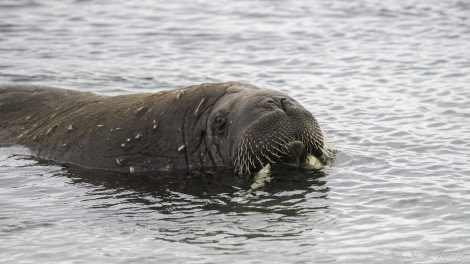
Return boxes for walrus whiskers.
[233,119,333,175]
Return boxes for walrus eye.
[214,112,226,132]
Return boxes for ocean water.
[1,0,470,263]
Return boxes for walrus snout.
[282,141,308,165]
[233,91,333,175]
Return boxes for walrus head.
[205,84,333,175]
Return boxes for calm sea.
[1,0,469,263]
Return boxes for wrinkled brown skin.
[0,82,329,174]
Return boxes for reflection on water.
[64,163,329,216]
[0,148,339,262]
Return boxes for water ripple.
[1,0,470,263]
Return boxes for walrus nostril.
[280,98,292,112]
[283,141,307,165]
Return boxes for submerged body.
[0,82,332,174]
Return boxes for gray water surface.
[1,0,470,263]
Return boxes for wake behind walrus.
[0,82,333,175]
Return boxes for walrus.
[0,82,333,175]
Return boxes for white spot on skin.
[121,143,125,147]
[67,125,73,131]
[194,98,205,115]
[116,158,122,166]
[135,133,143,139]
[46,124,58,135]
[97,124,104,128]
[176,91,184,100]
[178,145,186,152]
[153,120,157,129]
[126,138,131,142]
[129,166,135,173]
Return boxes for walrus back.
[1,84,95,116]
[0,84,100,145]
[0,83,211,171]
